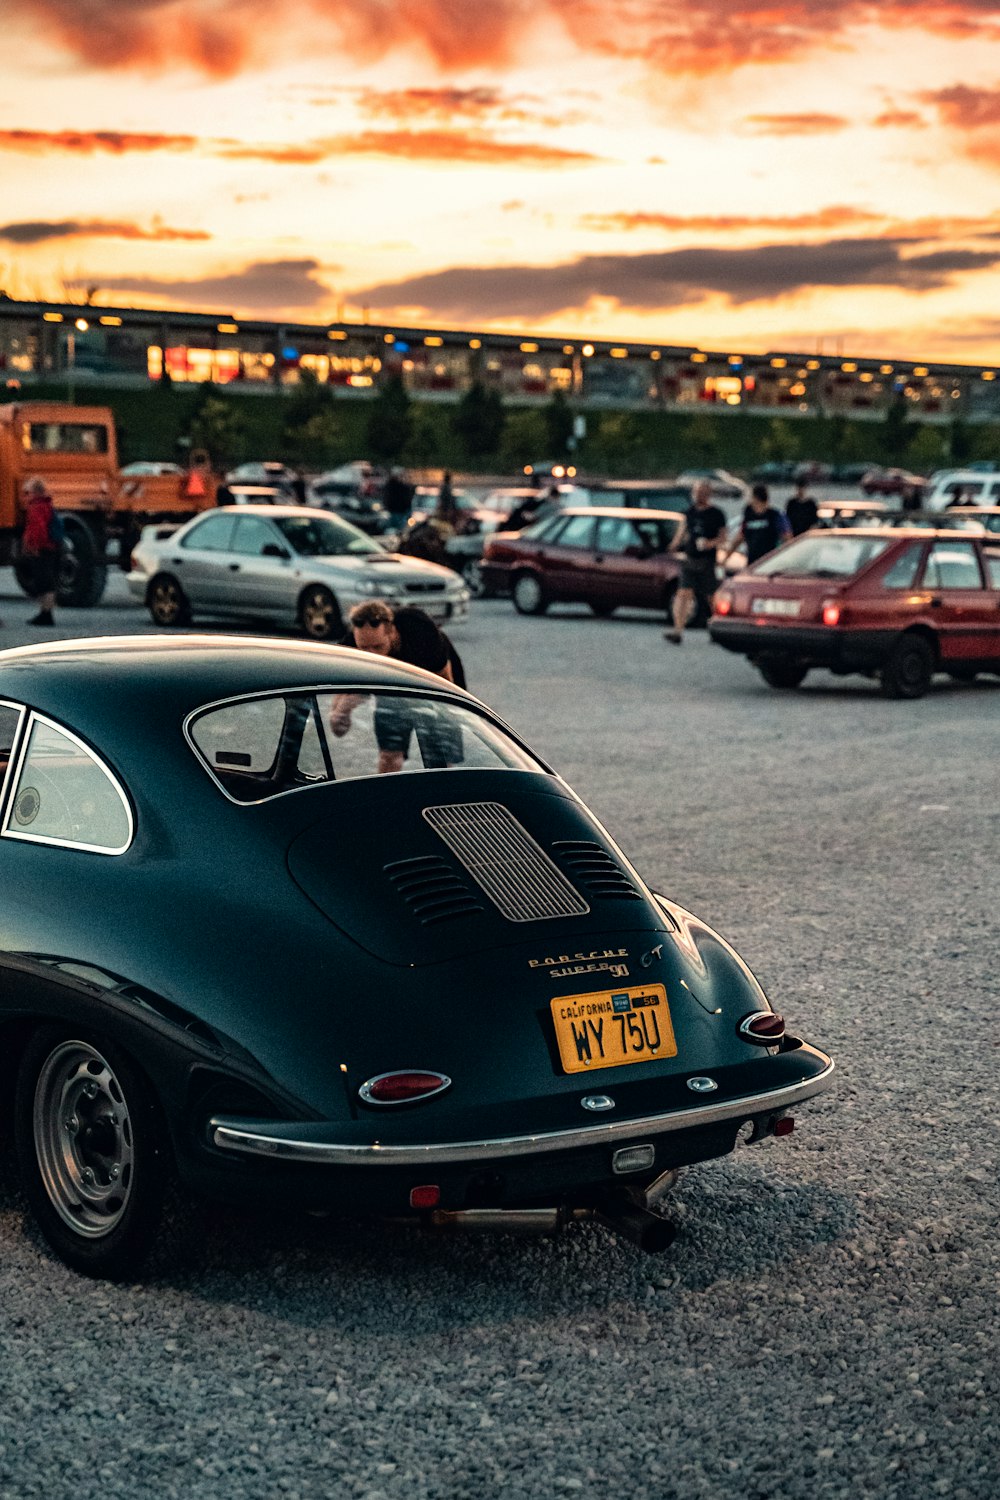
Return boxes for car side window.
[922,541,985,589]
[0,701,24,802]
[556,516,596,549]
[595,518,639,555]
[881,542,924,589]
[984,551,1000,588]
[233,517,284,556]
[2,716,132,854]
[181,514,237,551]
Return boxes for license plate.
[751,597,801,617]
[550,984,677,1074]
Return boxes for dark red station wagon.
[481,506,684,618]
[709,527,1000,697]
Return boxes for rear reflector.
[358,1070,451,1106]
[738,1011,785,1044]
[409,1184,441,1209]
[773,1116,795,1138]
[612,1144,655,1175]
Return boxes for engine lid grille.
[423,802,590,924]
[384,854,484,926]
[550,840,643,900]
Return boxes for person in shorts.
[664,480,727,644]
[330,601,466,773]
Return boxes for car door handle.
[929,596,943,607]
[170,558,183,565]
[229,563,241,571]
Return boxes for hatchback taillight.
[358,1070,451,1106]
[738,1012,785,1044]
[821,599,842,627]
[714,589,733,616]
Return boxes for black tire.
[880,633,934,699]
[512,571,548,616]
[589,601,617,618]
[299,583,343,640]
[58,515,108,607]
[758,658,809,690]
[147,573,192,627]
[947,667,977,683]
[14,1028,169,1279]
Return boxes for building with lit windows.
[2,297,998,423]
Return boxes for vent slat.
[549,840,642,900]
[384,854,484,927]
[423,803,589,924]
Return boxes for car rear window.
[188,690,542,803]
[752,534,891,579]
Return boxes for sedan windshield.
[753,534,890,579]
[273,515,380,557]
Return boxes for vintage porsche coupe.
[0,637,834,1277]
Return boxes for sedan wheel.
[299,584,342,640]
[14,1031,167,1278]
[461,558,488,599]
[880,633,934,699]
[512,572,548,616]
[758,657,809,690]
[147,574,191,627]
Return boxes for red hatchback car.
[709,528,1000,697]
[481,506,684,618]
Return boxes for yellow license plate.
[550,984,677,1074]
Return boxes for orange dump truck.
[0,400,215,606]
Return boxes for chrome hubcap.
[33,1042,134,1238]
[303,593,334,635]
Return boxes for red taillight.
[821,600,841,627]
[773,1116,795,1137]
[738,1011,785,1044]
[409,1184,441,1209]
[714,590,733,616]
[358,1070,451,1106]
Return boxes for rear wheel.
[147,573,191,627]
[58,515,108,607]
[14,1030,169,1279]
[299,584,342,640]
[461,558,488,599]
[758,657,809,690]
[512,572,548,616]
[880,633,934,699]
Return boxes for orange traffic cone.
[184,468,207,498]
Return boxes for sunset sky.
[4,0,1000,363]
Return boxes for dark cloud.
[353,237,1000,320]
[0,128,199,154]
[0,219,209,243]
[741,113,850,135]
[922,83,1000,128]
[69,259,333,312]
[8,0,1000,78]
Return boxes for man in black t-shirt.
[736,484,790,565]
[664,480,727,644]
[785,479,819,537]
[331,600,466,772]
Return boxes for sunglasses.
[351,609,393,627]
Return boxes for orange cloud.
[871,108,927,128]
[580,207,881,233]
[0,128,199,154]
[9,0,1000,78]
[741,113,850,135]
[306,131,602,166]
[923,83,1000,128]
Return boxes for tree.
[906,423,947,472]
[404,405,446,467]
[280,369,340,466]
[759,418,800,463]
[682,413,721,467]
[948,418,972,465]
[366,374,412,461]
[499,409,547,470]
[451,381,505,460]
[882,395,913,462]
[187,390,248,471]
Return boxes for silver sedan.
[127,505,469,639]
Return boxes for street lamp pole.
[67,317,88,404]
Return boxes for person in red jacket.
[21,477,63,626]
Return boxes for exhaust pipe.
[594,1196,677,1254]
[429,1207,566,1236]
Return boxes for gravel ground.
[1,583,998,1500]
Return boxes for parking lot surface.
[1,578,998,1500]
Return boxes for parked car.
[0,634,834,1276]
[829,461,876,485]
[860,466,925,498]
[225,462,298,492]
[307,478,390,536]
[127,505,469,638]
[751,461,798,483]
[120,461,184,478]
[482,506,685,618]
[522,459,578,483]
[814,498,890,527]
[922,469,1000,512]
[675,468,749,504]
[710,527,1000,696]
[793,460,832,482]
[222,483,290,506]
[578,481,696,512]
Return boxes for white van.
[923,469,1000,511]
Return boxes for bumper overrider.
[709,618,895,669]
[205,1042,834,1221]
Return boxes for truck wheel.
[58,515,108,607]
[880,633,934,699]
